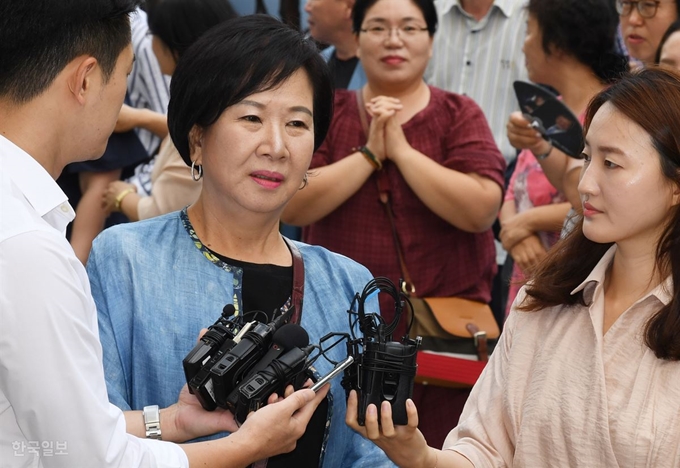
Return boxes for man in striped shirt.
[426,0,528,165]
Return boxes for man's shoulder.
[0,173,55,244]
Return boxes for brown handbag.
[353,90,499,362]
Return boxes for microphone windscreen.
[273,323,309,350]
[222,304,236,317]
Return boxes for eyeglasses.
[616,0,665,18]
[359,25,429,40]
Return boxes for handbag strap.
[252,238,304,468]
[283,236,304,324]
[377,173,417,295]
[354,90,416,295]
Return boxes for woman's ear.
[672,177,680,207]
[188,125,204,165]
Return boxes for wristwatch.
[143,405,162,440]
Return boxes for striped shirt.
[128,8,171,157]
[426,0,528,163]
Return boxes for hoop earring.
[191,160,203,181]
[299,173,308,190]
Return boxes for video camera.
[341,277,421,426]
[182,305,314,424]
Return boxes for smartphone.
[310,356,354,392]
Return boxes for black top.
[208,250,327,468]
[328,51,359,90]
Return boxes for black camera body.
[210,321,278,409]
[182,306,314,419]
[234,346,312,424]
[356,338,419,425]
[341,277,421,426]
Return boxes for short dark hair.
[352,0,438,36]
[0,0,140,103]
[528,0,627,83]
[521,68,680,360]
[168,14,334,166]
[656,20,680,64]
[146,0,237,59]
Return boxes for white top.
[128,8,171,156]
[0,136,188,468]
[444,246,680,467]
[426,0,529,163]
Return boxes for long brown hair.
[519,67,680,360]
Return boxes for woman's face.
[356,0,433,89]
[190,68,315,217]
[621,1,678,64]
[660,30,680,70]
[522,14,553,85]
[578,102,679,248]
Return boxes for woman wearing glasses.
[618,0,678,65]
[283,0,505,448]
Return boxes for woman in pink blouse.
[347,67,680,468]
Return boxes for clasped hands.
[364,96,413,166]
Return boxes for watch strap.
[143,405,162,440]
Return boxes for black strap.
[252,237,304,468]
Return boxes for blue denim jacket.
[88,211,393,467]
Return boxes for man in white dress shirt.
[0,1,326,467]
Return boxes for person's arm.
[508,234,548,273]
[381,96,503,233]
[346,295,521,467]
[500,202,571,252]
[179,387,327,466]
[103,180,141,221]
[0,230,329,468]
[388,143,502,233]
[282,101,392,227]
[346,392,473,468]
[115,104,168,138]
[136,138,201,219]
[506,112,583,210]
[0,231,187,467]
